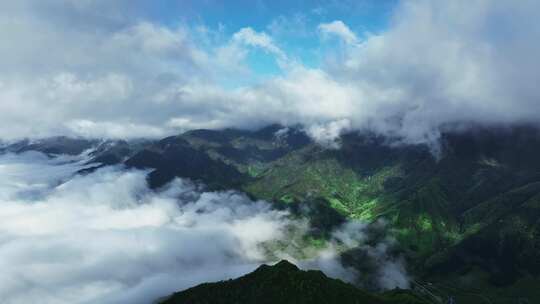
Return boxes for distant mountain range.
[3,124,540,303]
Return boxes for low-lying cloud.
[0,152,409,304]
[0,152,290,304]
[289,221,410,291]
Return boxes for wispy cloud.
[232,27,286,59]
[318,20,359,44]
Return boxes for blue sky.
[1,0,539,144]
[139,0,398,77]
[147,1,397,33]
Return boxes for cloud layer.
[0,152,292,304]
[0,152,408,303]
[318,20,358,44]
[1,0,538,147]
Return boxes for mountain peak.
[159,259,428,304]
[272,259,299,271]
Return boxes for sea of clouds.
[0,151,408,304]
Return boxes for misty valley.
[1,125,540,303]
[2,1,540,303]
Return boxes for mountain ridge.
[158,260,429,304]
[3,125,540,303]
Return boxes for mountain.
[124,134,246,189]
[4,125,540,303]
[120,125,540,290]
[0,136,99,156]
[159,260,429,304]
[124,125,311,189]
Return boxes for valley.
[4,125,540,303]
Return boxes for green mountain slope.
[124,125,311,189]
[6,125,540,302]
[159,260,429,304]
[131,125,540,302]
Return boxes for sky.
[1,0,540,148]
[3,2,537,302]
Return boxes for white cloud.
[65,120,167,139]
[232,28,283,56]
[305,119,351,149]
[1,0,540,149]
[327,0,540,145]
[0,152,292,304]
[0,152,409,303]
[283,220,410,290]
[318,20,358,44]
